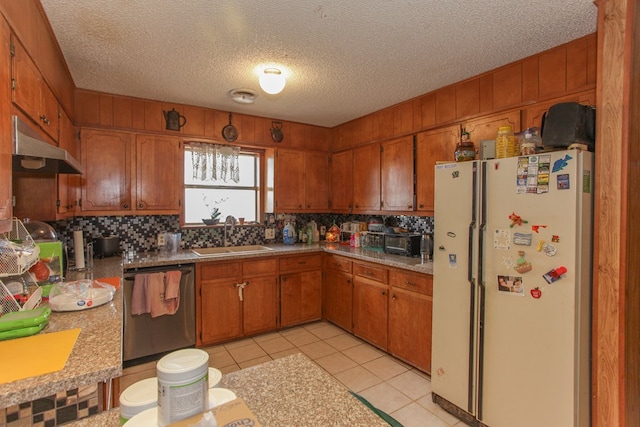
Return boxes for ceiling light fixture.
[228,89,257,104]
[259,68,286,95]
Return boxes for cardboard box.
[168,398,262,427]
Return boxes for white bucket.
[119,377,157,425]
[118,368,222,424]
[156,349,209,427]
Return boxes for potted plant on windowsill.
[202,196,227,225]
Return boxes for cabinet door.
[0,20,12,227]
[415,125,459,213]
[80,129,132,211]
[274,149,305,211]
[57,109,79,215]
[243,276,278,335]
[330,150,353,212]
[381,135,414,211]
[464,109,521,142]
[200,280,243,345]
[135,134,182,211]
[353,143,381,212]
[39,82,59,140]
[281,270,322,327]
[304,152,329,211]
[11,37,41,126]
[323,269,353,331]
[353,277,388,350]
[388,287,432,373]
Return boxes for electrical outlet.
[320,226,326,236]
[265,228,276,239]
[157,233,166,246]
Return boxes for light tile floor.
[120,321,464,427]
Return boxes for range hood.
[12,115,83,174]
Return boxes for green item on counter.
[349,391,404,427]
[0,323,47,340]
[0,307,51,332]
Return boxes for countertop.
[0,275,123,408]
[221,352,390,427]
[123,242,433,275]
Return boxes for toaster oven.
[383,233,422,257]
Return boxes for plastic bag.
[48,279,115,312]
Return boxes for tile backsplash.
[53,213,434,258]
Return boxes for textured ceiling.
[40,0,597,128]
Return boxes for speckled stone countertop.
[123,242,433,275]
[221,353,389,427]
[0,265,123,408]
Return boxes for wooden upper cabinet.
[274,149,305,211]
[330,150,353,212]
[274,149,329,212]
[415,125,459,213]
[381,135,414,211]
[80,129,132,211]
[57,109,80,215]
[135,134,182,211]
[353,142,381,212]
[11,36,59,141]
[304,152,329,210]
[0,19,12,227]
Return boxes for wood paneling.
[566,37,589,91]
[456,78,480,119]
[393,101,413,135]
[492,62,522,109]
[0,15,11,226]
[373,108,394,141]
[538,46,567,98]
[522,56,539,102]
[182,105,205,137]
[419,93,436,128]
[113,96,132,129]
[435,86,456,123]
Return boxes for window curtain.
[187,142,240,183]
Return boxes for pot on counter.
[93,235,121,258]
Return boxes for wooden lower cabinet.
[352,276,388,350]
[280,254,323,327]
[197,258,277,346]
[388,270,433,373]
[323,254,353,331]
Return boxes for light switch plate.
[265,228,275,239]
[158,233,165,246]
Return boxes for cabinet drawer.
[279,254,321,272]
[324,254,352,273]
[353,261,387,284]
[199,261,241,280]
[243,258,278,277]
[389,269,433,296]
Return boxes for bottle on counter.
[283,223,296,245]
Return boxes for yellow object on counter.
[0,328,80,383]
[495,125,519,158]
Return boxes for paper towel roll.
[74,230,85,269]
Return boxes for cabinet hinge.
[78,198,82,208]
[380,201,384,209]
[380,145,383,153]
[10,78,15,90]
[9,42,14,57]
[56,199,60,208]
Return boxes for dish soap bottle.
[283,222,296,245]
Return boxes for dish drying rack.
[0,218,42,315]
[0,218,40,277]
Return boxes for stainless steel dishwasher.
[123,264,195,365]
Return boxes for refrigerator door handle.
[476,160,488,421]
[465,162,478,413]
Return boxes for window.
[184,143,261,225]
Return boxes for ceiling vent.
[228,89,257,104]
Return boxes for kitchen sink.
[191,245,274,257]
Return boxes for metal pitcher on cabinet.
[163,108,187,131]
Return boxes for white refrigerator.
[431,150,592,427]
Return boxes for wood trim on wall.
[593,0,640,426]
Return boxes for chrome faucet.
[223,215,237,247]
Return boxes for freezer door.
[432,161,480,416]
[478,151,592,427]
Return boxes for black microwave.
[383,233,422,257]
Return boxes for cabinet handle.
[123,203,129,209]
[392,294,397,300]
[405,281,417,286]
[418,204,424,209]
[381,291,386,296]
[39,114,50,125]
[298,261,307,265]
[407,204,413,209]
[138,203,144,208]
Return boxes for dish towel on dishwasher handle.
[131,273,150,315]
[149,272,169,318]
[164,270,182,315]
